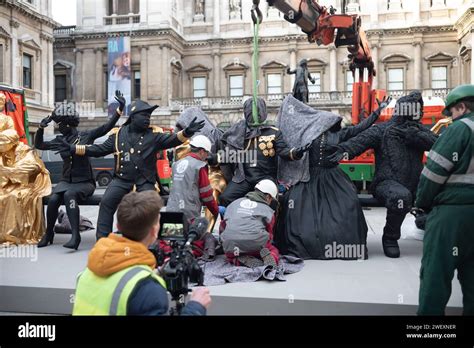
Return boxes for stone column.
[138,46,148,101]
[161,44,170,106]
[329,45,337,91]
[95,48,104,110]
[40,35,48,105]
[471,34,474,84]
[412,0,421,25]
[48,37,54,106]
[75,49,83,101]
[212,52,221,96]
[413,41,423,90]
[370,0,378,27]
[213,0,220,35]
[9,20,19,87]
[371,41,380,89]
[222,0,230,21]
[96,0,107,27]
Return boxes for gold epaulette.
[150,125,164,133]
[107,127,121,136]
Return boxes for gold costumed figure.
[0,109,51,245]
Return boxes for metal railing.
[104,14,140,26]
[53,25,76,36]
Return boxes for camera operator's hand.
[189,287,212,309]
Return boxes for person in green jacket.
[416,84,474,315]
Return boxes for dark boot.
[37,231,54,248]
[382,210,406,258]
[382,238,400,258]
[63,193,81,250]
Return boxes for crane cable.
[251,0,263,126]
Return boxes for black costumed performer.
[218,97,311,207]
[286,59,316,104]
[35,91,125,250]
[52,99,205,240]
[275,95,390,260]
[328,91,438,258]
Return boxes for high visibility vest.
[72,265,166,316]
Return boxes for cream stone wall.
[0,0,57,138]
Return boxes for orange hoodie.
[87,234,156,277]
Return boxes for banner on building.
[107,36,131,116]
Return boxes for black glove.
[40,116,53,129]
[51,137,75,156]
[327,146,346,164]
[293,143,312,160]
[183,117,205,138]
[114,90,126,112]
[375,96,392,115]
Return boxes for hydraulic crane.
[257,0,385,124]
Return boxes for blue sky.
[52,0,77,26]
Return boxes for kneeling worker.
[166,135,219,259]
[220,179,280,268]
[73,191,211,315]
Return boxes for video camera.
[152,212,207,315]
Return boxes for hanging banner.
[107,36,131,116]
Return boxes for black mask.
[58,122,74,136]
[130,112,151,133]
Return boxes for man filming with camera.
[72,191,211,316]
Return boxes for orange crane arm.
[263,0,383,121]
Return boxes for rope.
[250,1,263,127]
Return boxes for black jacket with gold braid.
[82,125,186,185]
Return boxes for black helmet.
[51,109,80,127]
[123,100,159,126]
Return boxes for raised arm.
[87,110,122,141]
[275,130,311,161]
[34,116,56,150]
[339,96,391,143]
[339,125,382,159]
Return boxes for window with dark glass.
[55,75,67,102]
[23,54,32,89]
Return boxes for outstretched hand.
[293,143,312,160]
[376,96,392,111]
[51,137,74,156]
[327,147,346,164]
[183,117,205,138]
[114,90,126,112]
[40,115,53,129]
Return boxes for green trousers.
[418,205,474,315]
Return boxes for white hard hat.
[255,179,278,199]
[190,135,212,152]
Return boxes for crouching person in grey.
[220,180,280,268]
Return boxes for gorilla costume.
[329,91,438,258]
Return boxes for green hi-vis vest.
[72,265,166,316]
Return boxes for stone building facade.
[53,0,474,130]
[0,0,57,139]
